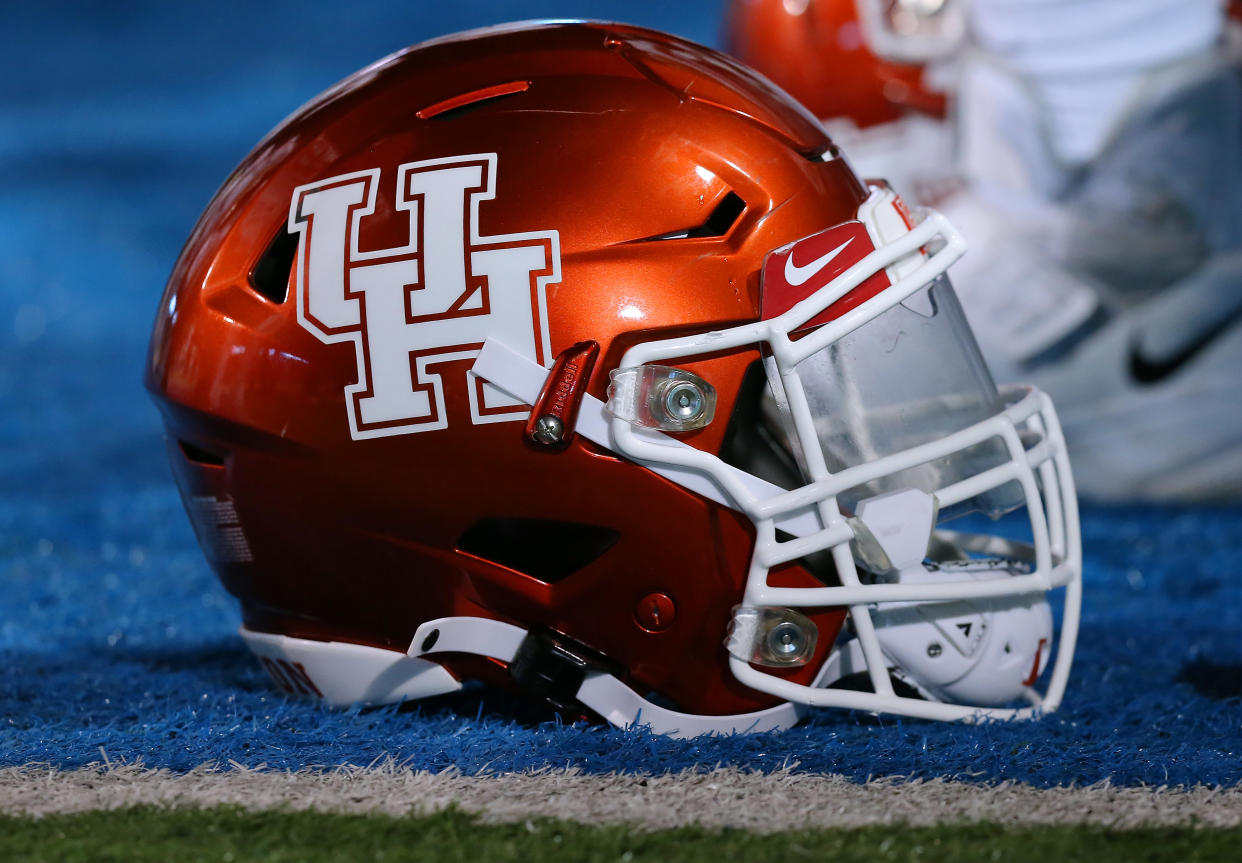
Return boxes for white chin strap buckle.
[409,616,802,738]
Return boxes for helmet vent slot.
[248,227,299,304]
[637,191,746,242]
[693,191,746,238]
[178,439,225,467]
[417,80,530,121]
[457,518,619,584]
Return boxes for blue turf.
[3,1,1241,788]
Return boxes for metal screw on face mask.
[531,415,564,446]
[663,381,705,423]
[765,621,806,661]
[927,642,943,658]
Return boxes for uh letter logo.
[289,153,560,439]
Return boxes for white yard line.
[3,763,1240,830]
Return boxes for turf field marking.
[2,763,1240,829]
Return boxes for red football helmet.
[146,21,1080,736]
[724,0,963,126]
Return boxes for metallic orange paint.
[146,21,870,719]
[724,0,948,126]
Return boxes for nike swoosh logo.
[1128,302,1242,384]
[783,239,853,287]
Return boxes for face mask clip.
[606,365,716,432]
[526,340,600,449]
[726,606,818,668]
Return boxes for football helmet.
[146,21,1080,737]
[724,0,963,207]
[723,0,963,127]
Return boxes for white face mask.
[604,184,1081,723]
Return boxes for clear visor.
[764,274,1023,519]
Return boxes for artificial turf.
[5,0,1242,817]
[2,807,1241,863]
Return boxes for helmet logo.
[761,220,887,334]
[782,237,853,287]
[289,153,561,439]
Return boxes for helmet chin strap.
[240,618,802,737]
[817,556,1054,708]
[821,488,1052,708]
[408,616,803,738]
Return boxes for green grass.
[1,807,1238,863]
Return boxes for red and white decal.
[1023,637,1050,687]
[187,495,253,564]
[290,153,560,439]
[760,220,889,334]
[259,657,324,698]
